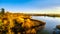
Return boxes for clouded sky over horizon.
[0,0,60,13]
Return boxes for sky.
[0,0,60,14]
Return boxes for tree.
[1,8,5,14]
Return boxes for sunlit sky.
[0,0,60,14]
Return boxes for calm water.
[32,16,60,34]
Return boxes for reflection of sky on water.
[32,16,60,33]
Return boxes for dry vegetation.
[0,8,45,34]
[0,12,45,34]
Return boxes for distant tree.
[1,8,5,14]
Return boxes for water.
[32,16,60,34]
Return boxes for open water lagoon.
[32,16,60,34]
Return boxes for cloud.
[6,6,60,14]
[0,0,60,13]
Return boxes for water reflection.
[32,16,60,34]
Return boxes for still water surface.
[32,16,60,34]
